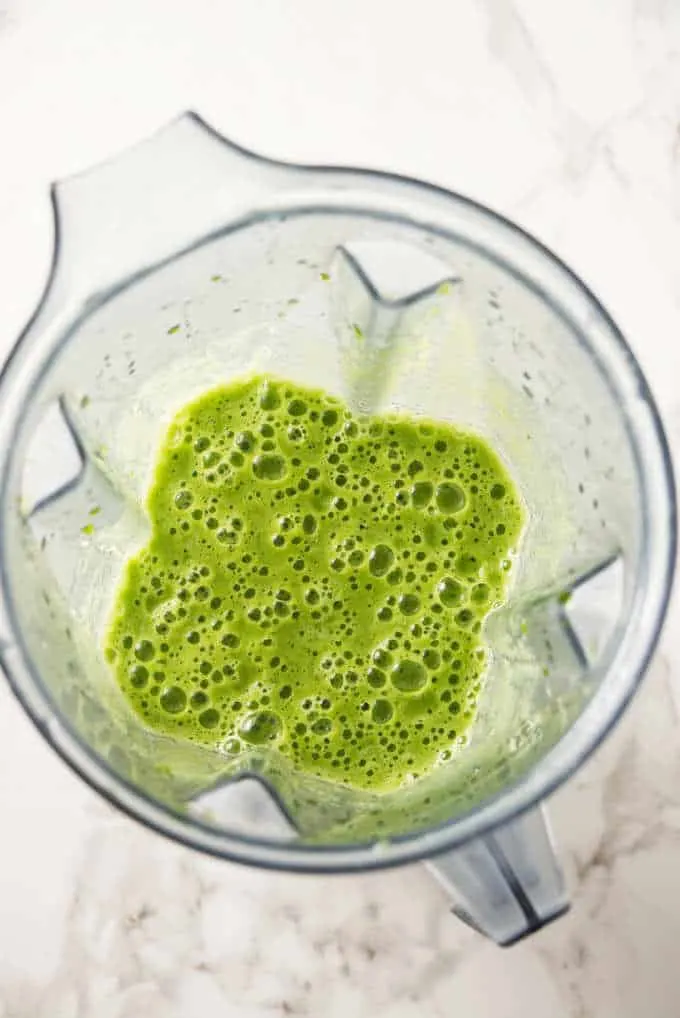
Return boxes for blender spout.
[46,112,305,316]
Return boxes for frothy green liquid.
[104,376,523,791]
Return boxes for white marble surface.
[1,0,680,1014]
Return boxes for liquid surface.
[104,376,524,791]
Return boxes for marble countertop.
[2,0,680,1014]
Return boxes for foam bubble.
[235,431,256,452]
[199,708,221,729]
[423,649,440,670]
[398,594,420,616]
[129,665,149,688]
[456,554,478,576]
[436,482,466,514]
[288,399,307,417]
[134,640,154,662]
[369,544,394,577]
[253,454,286,481]
[371,699,394,724]
[410,481,433,508]
[391,659,427,692]
[239,710,282,744]
[367,667,386,688]
[160,686,187,713]
[312,718,332,735]
[259,380,281,410]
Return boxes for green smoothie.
[104,376,523,791]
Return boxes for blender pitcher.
[0,113,674,947]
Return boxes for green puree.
[104,376,524,792]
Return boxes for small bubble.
[372,699,394,724]
[410,481,433,508]
[437,577,464,607]
[367,667,386,688]
[369,544,394,577]
[259,380,281,410]
[239,710,282,744]
[311,718,332,735]
[391,659,427,692]
[199,708,221,729]
[134,640,154,661]
[174,490,193,510]
[456,554,478,576]
[423,649,441,670]
[160,686,187,713]
[235,430,256,452]
[398,593,420,615]
[129,664,149,688]
[252,454,286,481]
[288,399,307,416]
[321,409,338,427]
[471,583,490,603]
[490,483,506,500]
[436,482,466,514]
[303,514,317,534]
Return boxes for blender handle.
[426,804,569,946]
